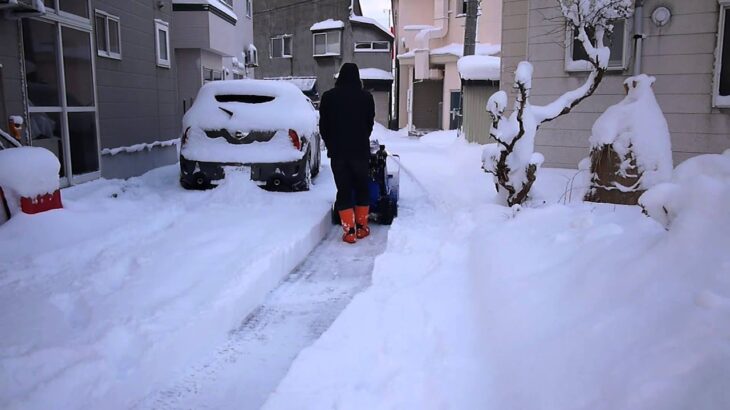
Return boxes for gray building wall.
[0,20,25,138]
[253,0,393,98]
[94,0,179,178]
[501,0,730,168]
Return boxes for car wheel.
[379,198,396,225]
[311,141,321,178]
[301,155,312,191]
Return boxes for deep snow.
[263,127,730,410]
[0,165,335,410]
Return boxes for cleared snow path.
[135,225,388,410]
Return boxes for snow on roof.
[334,68,393,81]
[398,43,501,59]
[310,19,345,31]
[0,146,60,198]
[265,77,317,92]
[457,55,501,81]
[172,0,238,21]
[182,79,318,137]
[350,14,394,38]
[403,24,434,31]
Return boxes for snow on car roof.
[183,79,318,136]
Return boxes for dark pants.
[331,158,370,211]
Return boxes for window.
[354,41,390,52]
[565,19,629,71]
[714,0,730,107]
[460,0,468,15]
[95,10,121,59]
[246,0,252,18]
[155,19,170,68]
[270,35,292,58]
[313,31,341,56]
[220,0,233,9]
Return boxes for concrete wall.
[502,0,730,168]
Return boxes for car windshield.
[214,94,275,104]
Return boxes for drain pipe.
[633,0,645,76]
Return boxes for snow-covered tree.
[482,0,634,207]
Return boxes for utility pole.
[458,0,480,136]
[463,0,480,57]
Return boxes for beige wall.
[501,0,730,168]
[395,0,503,130]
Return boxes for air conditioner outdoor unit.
[2,0,46,19]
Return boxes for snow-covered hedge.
[639,150,730,229]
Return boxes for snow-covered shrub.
[584,75,672,204]
[0,146,60,214]
[639,150,730,229]
[482,0,633,207]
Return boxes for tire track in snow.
[135,224,389,410]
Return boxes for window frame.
[564,19,631,72]
[94,9,121,60]
[219,0,233,9]
[354,41,391,53]
[713,0,730,107]
[246,0,252,18]
[154,19,171,68]
[312,30,341,57]
[270,35,293,58]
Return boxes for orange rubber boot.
[339,208,357,244]
[355,206,370,239]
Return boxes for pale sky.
[360,0,392,29]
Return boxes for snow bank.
[350,14,393,38]
[457,55,500,81]
[264,127,730,409]
[310,19,344,31]
[400,42,500,59]
[0,164,335,410]
[588,74,673,190]
[101,139,178,156]
[0,146,59,198]
[639,150,730,228]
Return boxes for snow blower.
[331,140,400,225]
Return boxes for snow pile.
[350,14,393,38]
[587,74,673,190]
[457,55,500,81]
[0,146,59,198]
[264,77,317,92]
[639,150,730,228]
[0,164,335,410]
[264,127,730,410]
[101,139,178,156]
[181,79,318,163]
[172,0,237,21]
[310,19,344,31]
[399,43,500,59]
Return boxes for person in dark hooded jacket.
[319,63,375,244]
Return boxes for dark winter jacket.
[319,63,375,160]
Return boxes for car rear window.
[214,94,275,104]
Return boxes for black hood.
[335,63,362,88]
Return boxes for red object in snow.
[20,189,63,214]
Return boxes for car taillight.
[181,127,190,147]
[288,129,301,150]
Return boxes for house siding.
[502,0,730,169]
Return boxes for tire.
[379,198,396,225]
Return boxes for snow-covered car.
[179,80,321,191]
